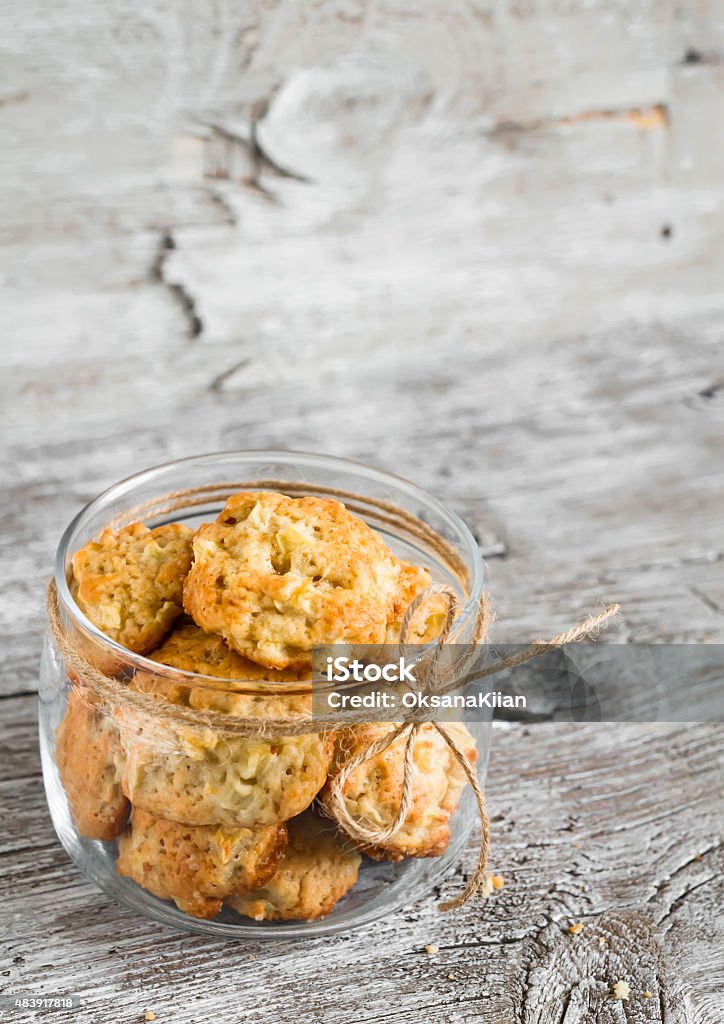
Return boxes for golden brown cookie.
[227,812,361,921]
[56,690,128,840]
[321,722,477,860]
[120,727,333,829]
[384,560,449,644]
[146,618,309,711]
[116,808,288,919]
[71,522,193,654]
[183,492,401,669]
[117,622,333,828]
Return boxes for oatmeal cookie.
[183,491,401,669]
[120,727,333,828]
[117,808,287,919]
[118,622,332,827]
[227,812,360,921]
[72,522,193,654]
[385,560,450,644]
[321,722,477,860]
[147,618,309,712]
[56,690,128,840]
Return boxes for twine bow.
[323,584,619,911]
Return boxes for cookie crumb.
[447,973,455,980]
[613,980,630,1001]
[598,937,607,947]
[644,991,653,998]
[482,870,504,896]
[568,922,584,935]
[425,944,440,957]
[145,1013,156,1022]
[572,841,580,848]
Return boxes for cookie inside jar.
[57,488,478,924]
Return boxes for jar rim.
[53,449,484,690]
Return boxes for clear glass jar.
[39,451,488,938]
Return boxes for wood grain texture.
[2,1,723,1020]
[1,707,722,1023]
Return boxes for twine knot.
[323,586,620,909]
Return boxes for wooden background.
[1,2,723,1021]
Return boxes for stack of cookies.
[57,491,477,922]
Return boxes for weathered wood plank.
[3,2,724,1020]
[1,715,721,1023]
[0,695,39,781]
[3,296,723,696]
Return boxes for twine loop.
[323,588,618,910]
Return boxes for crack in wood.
[433,934,528,951]
[642,843,721,927]
[202,113,311,197]
[488,103,669,139]
[683,379,724,411]
[207,188,237,227]
[249,106,312,185]
[208,357,252,393]
[149,230,203,339]
[342,990,495,1024]
[656,873,717,928]
[681,48,724,67]
[688,585,724,617]
[657,981,667,1024]
[698,381,724,400]
[0,770,44,788]
[0,688,38,702]
[0,838,56,860]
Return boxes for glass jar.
[39,451,488,937]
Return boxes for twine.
[48,481,620,912]
[323,592,618,911]
[49,580,324,738]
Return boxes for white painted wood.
[1,1,723,1020]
